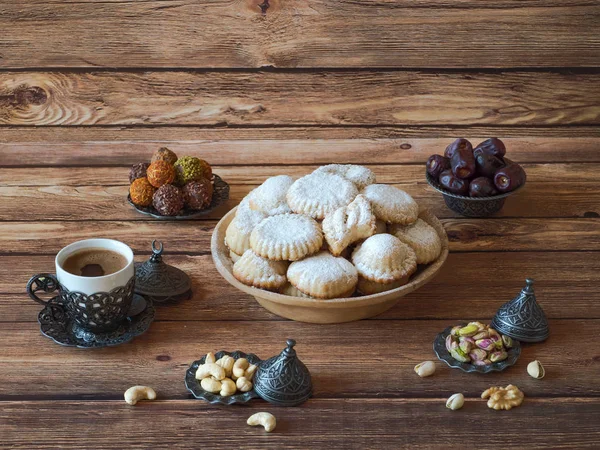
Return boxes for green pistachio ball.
[174,156,208,186]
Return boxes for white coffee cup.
[27,239,135,332]
[55,239,134,295]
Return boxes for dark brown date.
[475,152,506,178]
[494,163,526,193]
[474,138,506,158]
[451,147,476,179]
[444,138,473,159]
[439,169,469,195]
[469,177,498,197]
[426,155,450,179]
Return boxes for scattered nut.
[236,376,253,392]
[482,384,524,410]
[220,377,237,397]
[233,358,250,379]
[446,393,464,411]
[527,360,545,379]
[216,355,235,377]
[201,377,222,393]
[247,412,276,432]
[414,361,436,377]
[195,362,226,381]
[124,386,157,405]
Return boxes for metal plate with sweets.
[433,325,521,374]
[128,174,229,220]
[185,351,262,405]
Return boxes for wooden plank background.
[0,0,599,448]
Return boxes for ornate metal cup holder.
[128,174,230,220]
[37,294,155,349]
[185,351,263,405]
[433,325,521,374]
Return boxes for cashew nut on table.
[124,386,157,405]
[247,412,277,432]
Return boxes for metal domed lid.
[491,278,549,343]
[254,339,312,406]
[134,241,192,304]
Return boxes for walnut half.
[481,384,524,410]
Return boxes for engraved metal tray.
[128,174,229,220]
[185,350,262,405]
[433,325,521,373]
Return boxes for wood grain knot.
[156,355,171,361]
[447,228,478,242]
[7,85,47,107]
[400,143,412,150]
[583,211,599,218]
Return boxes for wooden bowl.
[211,208,449,323]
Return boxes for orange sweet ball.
[147,160,175,188]
[130,178,156,206]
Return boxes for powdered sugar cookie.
[322,194,376,256]
[286,172,358,219]
[361,184,418,225]
[352,234,417,294]
[314,164,376,190]
[389,218,442,264]
[280,282,313,298]
[288,251,358,299]
[225,202,267,255]
[248,175,294,216]
[233,250,288,291]
[250,213,323,261]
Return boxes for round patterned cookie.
[352,233,417,288]
[248,175,294,216]
[233,250,289,291]
[250,213,323,261]
[286,172,358,220]
[313,164,376,190]
[361,184,418,224]
[389,218,442,264]
[225,202,267,255]
[287,251,358,299]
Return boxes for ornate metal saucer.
[425,159,526,217]
[135,241,192,304]
[433,325,521,373]
[128,174,229,220]
[491,278,549,343]
[38,295,155,349]
[185,350,262,405]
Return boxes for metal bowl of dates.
[425,159,526,217]
[433,325,521,374]
[185,350,262,405]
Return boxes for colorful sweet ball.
[174,156,212,186]
[129,162,150,184]
[147,160,176,188]
[153,184,184,216]
[151,147,178,165]
[183,178,214,210]
[129,177,156,207]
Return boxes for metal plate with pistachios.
[433,324,521,373]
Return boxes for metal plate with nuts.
[185,350,262,405]
[433,325,521,373]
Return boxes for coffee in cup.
[62,248,128,277]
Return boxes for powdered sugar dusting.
[314,164,376,190]
[361,184,418,224]
[352,233,417,282]
[249,175,294,216]
[389,218,441,264]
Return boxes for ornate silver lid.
[254,339,312,407]
[491,278,549,343]
[134,241,192,304]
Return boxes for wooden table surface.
[1,1,599,448]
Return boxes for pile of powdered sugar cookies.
[225,164,442,299]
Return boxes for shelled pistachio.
[445,323,516,366]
